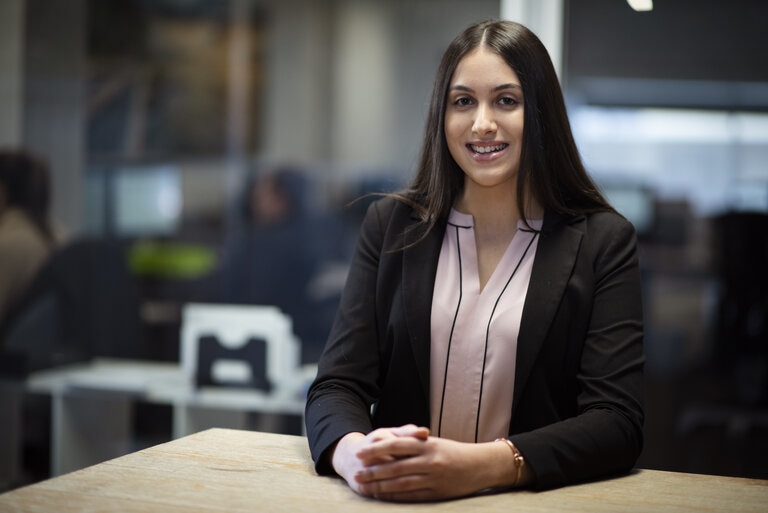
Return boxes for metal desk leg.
[51,391,133,476]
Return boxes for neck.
[455,182,520,231]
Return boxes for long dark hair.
[401,19,613,234]
[0,149,55,243]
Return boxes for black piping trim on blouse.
[437,222,465,437]
[473,230,539,442]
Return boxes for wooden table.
[1,429,766,512]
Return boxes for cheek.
[444,117,464,149]
[512,112,525,138]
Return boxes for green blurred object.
[128,241,216,279]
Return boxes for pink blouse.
[429,209,542,443]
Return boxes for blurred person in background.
[216,166,336,363]
[0,149,63,324]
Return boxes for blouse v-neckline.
[447,208,540,297]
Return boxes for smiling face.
[444,47,524,198]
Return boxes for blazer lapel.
[401,215,444,403]
[512,212,585,415]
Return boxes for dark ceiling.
[564,0,768,110]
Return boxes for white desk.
[2,429,767,512]
[25,358,313,476]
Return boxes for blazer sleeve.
[304,198,395,474]
[510,212,645,489]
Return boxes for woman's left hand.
[353,434,519,502]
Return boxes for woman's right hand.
[330,425,430,495]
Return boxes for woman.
[305,20,644,501]
[0,149,58,321]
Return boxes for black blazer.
[305,196,645,490]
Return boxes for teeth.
[471,144,505,154]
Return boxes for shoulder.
[584,210,637,239]
[543,209,639,268]
[581,211,640,273]
[361,195,422,233]
[0,209,47,250]
[544,209,636,241]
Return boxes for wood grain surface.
[1,428,766,512]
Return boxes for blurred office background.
[1,0,766,490]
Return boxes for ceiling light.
[627,0,653,11]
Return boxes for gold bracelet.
[495,438,525,486]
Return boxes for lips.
[468,143,508,154]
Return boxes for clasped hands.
[330,424,523,502]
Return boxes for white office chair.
[180,303,302,397]
[175,303,311,437]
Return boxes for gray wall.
[262,0,501,183]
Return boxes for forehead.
[450,47,520,87]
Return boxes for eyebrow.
[449,83,522,93]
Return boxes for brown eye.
[453,96,473,107]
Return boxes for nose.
[472,103,497,135]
